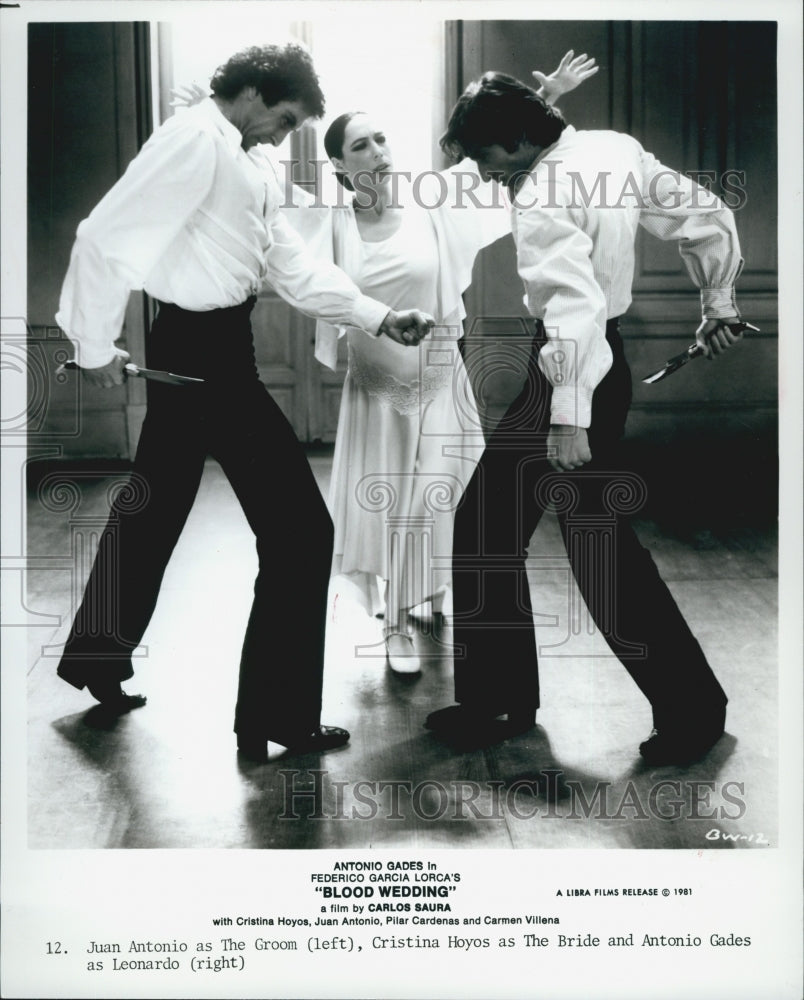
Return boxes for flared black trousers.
[451,319,727,733]
[57,298,333,744]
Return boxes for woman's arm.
[533,50,598,105]
[169,82,209,109]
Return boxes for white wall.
[161,12,444,198]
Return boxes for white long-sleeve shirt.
[56,98,390,368]
[512,125,744,427]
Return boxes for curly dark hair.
[440,72,565,161]
[210,43,325,118]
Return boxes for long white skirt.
[329,327,482,629]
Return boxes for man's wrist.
[550,384,593,429]
[376,309,396,338]
[700,287,740,320]
[70,345,119,369]
[352,296,391,337]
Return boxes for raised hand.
[169,82,208,110]
[533,50,599,105]
[379,309,435,346]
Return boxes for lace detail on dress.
[348,343,456,416]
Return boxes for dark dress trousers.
[451,319,728,733]
[57,298,333,745]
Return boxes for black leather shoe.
[84,693,147,730]
[237,725,350,763]
[639,715,725,767]
[87,677,146,712]
[425,704,536,736]
[83,680,147,729]
[283,725,350,755]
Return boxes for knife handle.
[56,360,136,377]
[693,321,759,358]
[698,321,759,352]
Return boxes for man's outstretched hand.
[379,309,435,345]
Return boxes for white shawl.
[281,164,512,369]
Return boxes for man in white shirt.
[56,43,433,762]
[427,72,744,766]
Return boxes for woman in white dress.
[302,52,597,672]
[174,50,597,672]
[320,121,492,671]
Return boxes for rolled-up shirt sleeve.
[637,148,744,320]
[264,211,390,335]
[56,126,217,367]
[515,197,612,428]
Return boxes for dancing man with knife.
[55,43,433,762]
[428,72,745,765]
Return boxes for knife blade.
[56,360,204,385]
[641,322,760,385]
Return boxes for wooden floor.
[25,452,778,851]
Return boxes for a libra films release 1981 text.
[15,851,791,998]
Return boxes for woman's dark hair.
[210,43,325,118]
[440,72,565,160]
[323,111,366,191]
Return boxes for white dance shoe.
[385,632,421,674]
